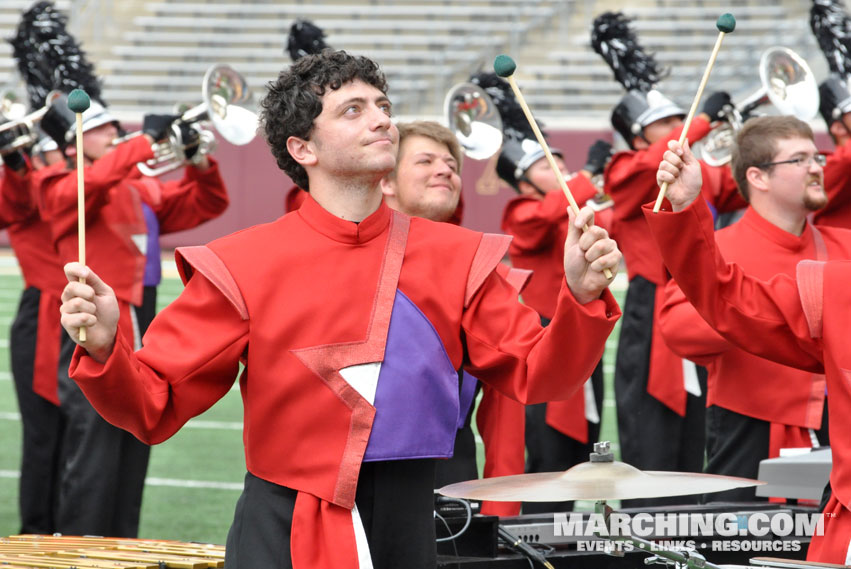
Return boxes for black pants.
[10,287,65,534]
[704,403,830,503]
[523,360,604,514]
[54,290,156,537]
[615,276,707,507]
[225,460,438,569]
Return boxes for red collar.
[741,206,813,253]
[297,193,391,244]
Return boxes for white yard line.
[0,470,243,491]
[0,411,242,431]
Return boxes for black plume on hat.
[591,11,668,92]
[469,71,541,142]
[9,0,103,110]
[811,0,851,75]
[287,19,330,61]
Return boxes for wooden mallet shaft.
[493,55,613,279]
[653,13,736,213]
[68,89,91,342]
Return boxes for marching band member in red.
[1,137,67,534]
[810,0,851,229]
[498,134,609,514]
[36,97,228,537]
[658,117,838,501]
[593,12,745,494]
[648,135,851,565]
[59,51,621,568]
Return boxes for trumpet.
[444,82,503,160]
[693,47,819,167]
[114,64,258,176]
[0,90,62,155]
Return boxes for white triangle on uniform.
[340,362,382,405]
[131,233,147,255]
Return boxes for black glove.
[142,113,179,141]
[0,122,19,150]
[40,98,74,149]
[2,149,27,172]
[582,139,613,176]
[178,122,201,160]
[701,91,733,123]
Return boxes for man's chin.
[804,190,829,212]
[413,200,458,223]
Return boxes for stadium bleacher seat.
[0,0,827,125]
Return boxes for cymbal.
[438,460,764,502]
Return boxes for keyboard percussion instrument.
[0,535,225,569]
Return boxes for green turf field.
[0,258,626,544]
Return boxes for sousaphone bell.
[694,47,820,167]
[444,82,503,160]
[116,63,259,176]
[0,89,63,155]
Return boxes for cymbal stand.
[594,501,722,569]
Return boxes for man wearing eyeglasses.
[657,116,841,501]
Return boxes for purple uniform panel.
[363,291,460,461]
[142,203,162,286]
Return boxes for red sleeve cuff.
[69,326,134,385]
[186,156,221,180]
[555,278,621,323]
[642,196,716,249]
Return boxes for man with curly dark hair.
[262,49,388,192]
[58,50,622,568]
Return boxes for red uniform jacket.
[71,196,620,568]
[37,136,229,345]
[645,197,851,564]
[288,182,526,515]
[1,166,39,225]
[2,163,68,404]
[812,143,851,229]
[501,174,609,444]
[659,207,851,455]
[604,117,747,415]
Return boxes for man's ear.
[286,136,317,167]
[379,174,397,199]
[745,165,769,196]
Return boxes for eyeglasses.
[756,153,827,169]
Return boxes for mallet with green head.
[494,54,613,280]
[653,13,736,213]
[68,88,91,342]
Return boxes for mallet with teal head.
[68,88,90,342]
[494,54,613,280]
[653,13,736,213]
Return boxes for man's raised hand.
[563,206,621,304]
[60,263,120,364]
[656,140,703,212]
